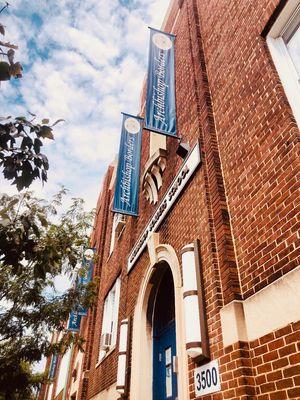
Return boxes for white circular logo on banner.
[124,117,140,134]
[152,33,173,50]
[84,248,94,261]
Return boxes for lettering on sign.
[194,360,221,397]
[71,312,79,327]
[127,142,201,271]
[146,29,176,137]
[153,50,168,127]
[113,114,142,217]
[120,135,136,208]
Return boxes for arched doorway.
[152,266,177,400]
[130,243,189,400]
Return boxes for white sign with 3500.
[194,360,221,396]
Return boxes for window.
[267,0,300,127]
[46,384,53,400]
[72,367,77,382]
[55,348,72,396]
[109,213,126,255]
[282,9,300,77]
[98,277,121,361]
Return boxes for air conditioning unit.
[115,213,126,233]
[100,333,111,351]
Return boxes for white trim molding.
[90,384,120,400]
[220,266,300,345]
[267,0,300,128]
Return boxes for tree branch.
[0,40,18,50]
[0,2,9,15]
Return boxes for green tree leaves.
[0,190,97,398]
[0,116,63,191]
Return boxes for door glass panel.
[165,347,172,398]
[165,347,171,365]
[153,269,175,336]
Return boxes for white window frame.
[109,213,126,256]
[267,0,300,128]
[46,383,54,400]
[98,277,121,362]
[109,214,118,255]
[55,348,72,396]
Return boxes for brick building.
[41,0,300,399]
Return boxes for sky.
[0,0,171,211]
[0,0,171,374]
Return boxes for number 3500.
[196,367,218,391]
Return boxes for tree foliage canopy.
[0,2,23,81]
[0,115,63,191]
[0,189,97,399]
[0,6,96,399]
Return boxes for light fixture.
[181,240,210,362]
[176,140,190,159]
[116,318,130,396]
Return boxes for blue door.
[152,267,178,400]
[153,320,178,400]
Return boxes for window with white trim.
[46,383,53,400]
[98,277,121,361]
[109,213,126,255]
[55,348,71,396]
[267,0,300,127]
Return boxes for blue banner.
[76,248,95,316]
[77,303,87,317]
[49,354,58,379]
[112,113,143,216]
[77,248,95,286]
[145,28,177,137]
[67,310,82,332]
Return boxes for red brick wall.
[39,335,62,400]
[78,166,116,399]
[84,1,237,397]
[83,165,114,372]
[251,321,300,399]
[38,354,52,400]
[75,0,300,399]
[197,0,300,298]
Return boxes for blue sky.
[1,0,170,210]
[0,0,171,373]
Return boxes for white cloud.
[1,0,171,373]
[1,0,170,206]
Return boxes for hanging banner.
[49,354,58,379]
[67,310,82,332]
[76,248,95,316]
[112,113,143,216]
[77,248,95,286]
[77,303,88,317]
[145,28,177,137]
